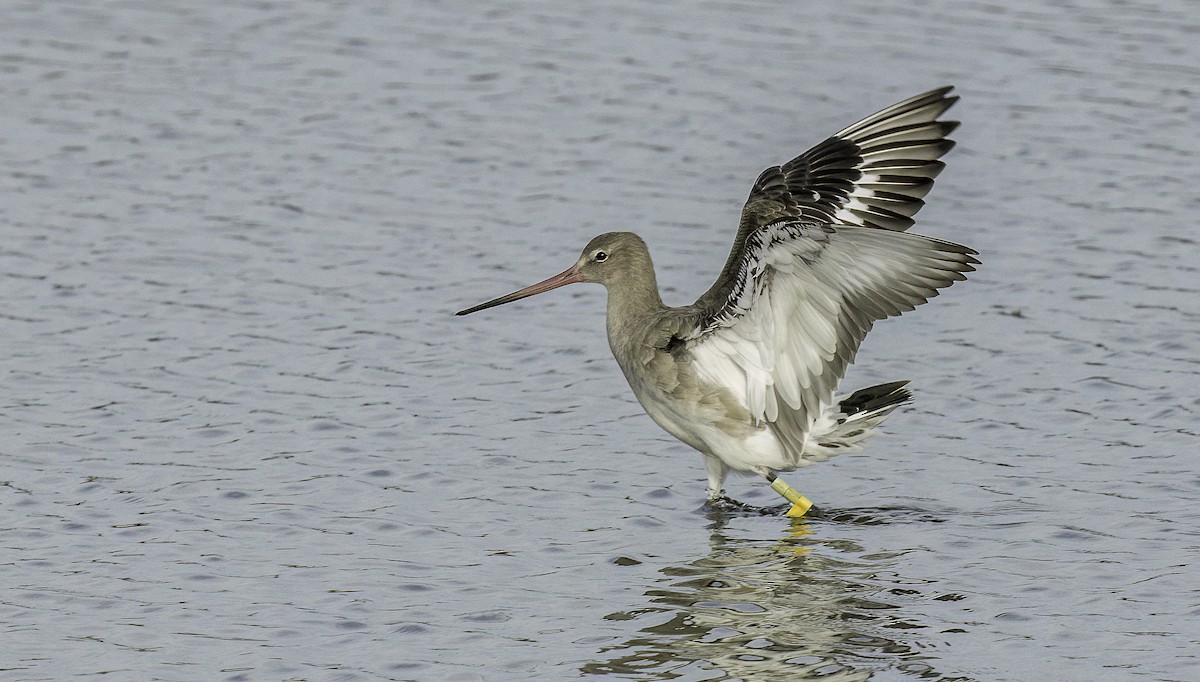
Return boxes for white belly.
[629,376,793,473]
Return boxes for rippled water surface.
[2,1,1198,680]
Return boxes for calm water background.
[2,1,1197,680]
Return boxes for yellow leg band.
[769,477,813,518]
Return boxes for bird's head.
[573,231,650,286]
[455,231,650,316]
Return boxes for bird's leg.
[704,456,730,502]
[704,456,751,510]
[762,470,813,518]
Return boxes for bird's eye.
[594,251,608,263]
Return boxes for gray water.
[2,1,1197,680]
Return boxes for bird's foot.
[705,494,758,513]
[766,501,823,518]
[705,495,812,516]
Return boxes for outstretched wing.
[748,86,958,231]
[697,87,959,314]
[682,220,978,461]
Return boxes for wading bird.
[457,87,978,516]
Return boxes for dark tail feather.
[803,381,914,460]
[839,380,913,417]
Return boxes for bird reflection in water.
[583,513,961,680]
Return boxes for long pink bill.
[455,265,581,316]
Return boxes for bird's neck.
[604,267,665,355]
